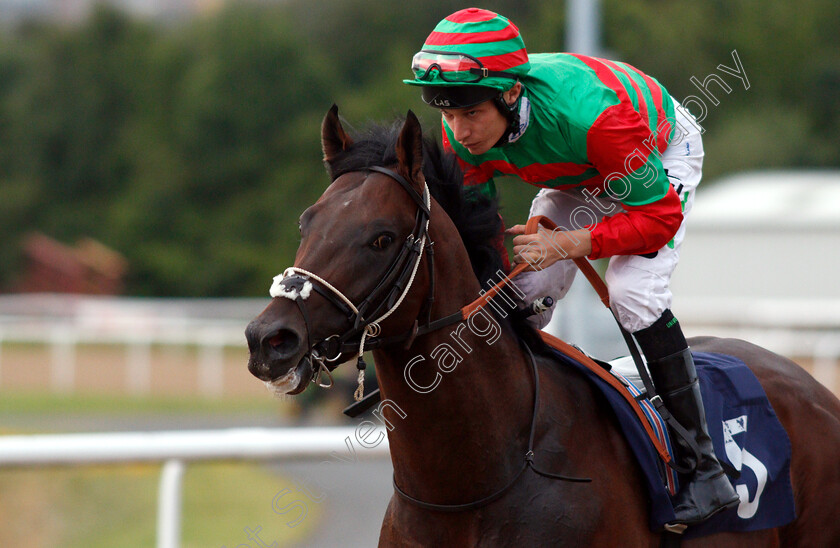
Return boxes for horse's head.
[245,105,435,396]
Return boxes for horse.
[245,106,840,547]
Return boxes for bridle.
[269,165,435,401]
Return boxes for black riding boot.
[635,311,740,526]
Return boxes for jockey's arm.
[508,224,592,268]
[583,102,684,259]
[511,105,682,269]
[509,180,681,270]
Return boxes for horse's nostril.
[265,328,301,359]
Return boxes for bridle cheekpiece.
[269,166,433,401]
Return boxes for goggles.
[411,50,518,83]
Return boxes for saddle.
[540,337,796,537]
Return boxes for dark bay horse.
[246,107,840,546]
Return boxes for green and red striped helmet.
[404,8,530,107]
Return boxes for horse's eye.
[372,234,395,250]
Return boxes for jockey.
[403,8,739,526]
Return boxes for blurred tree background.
[0,0,837,296]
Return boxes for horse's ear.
[396,110,424,187]
[321,104,353,164]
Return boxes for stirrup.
[512,295,554,321]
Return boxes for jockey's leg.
[608,105,738,525]
[608,257,739,524]
[513,188,587,329]
[634,312,740,525]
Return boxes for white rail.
[0,427,391,547]
[2,294,838,395]
[0,294,258,395]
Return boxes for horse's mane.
[325,121,505,289]
[325,118,541,346]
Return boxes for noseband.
[269,166,434,400]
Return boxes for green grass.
[0,393,315,545]
[0,391,279,417]
[0,387,326,546]
[0,462,319,547]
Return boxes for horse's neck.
[368,209,564,502]
[372,304,537,502]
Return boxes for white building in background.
[547,170,840,359]
[672,170,840,302]
[669,170,840,391]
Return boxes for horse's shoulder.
[529,348,654,535]
[532,350,625,428]
[534,350,600,393]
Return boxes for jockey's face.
[440,83,521,156]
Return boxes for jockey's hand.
[506,225,592,271]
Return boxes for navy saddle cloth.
[546,348,796,537]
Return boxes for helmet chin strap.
[491,88,522,148]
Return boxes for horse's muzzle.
[245,318,306,384]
